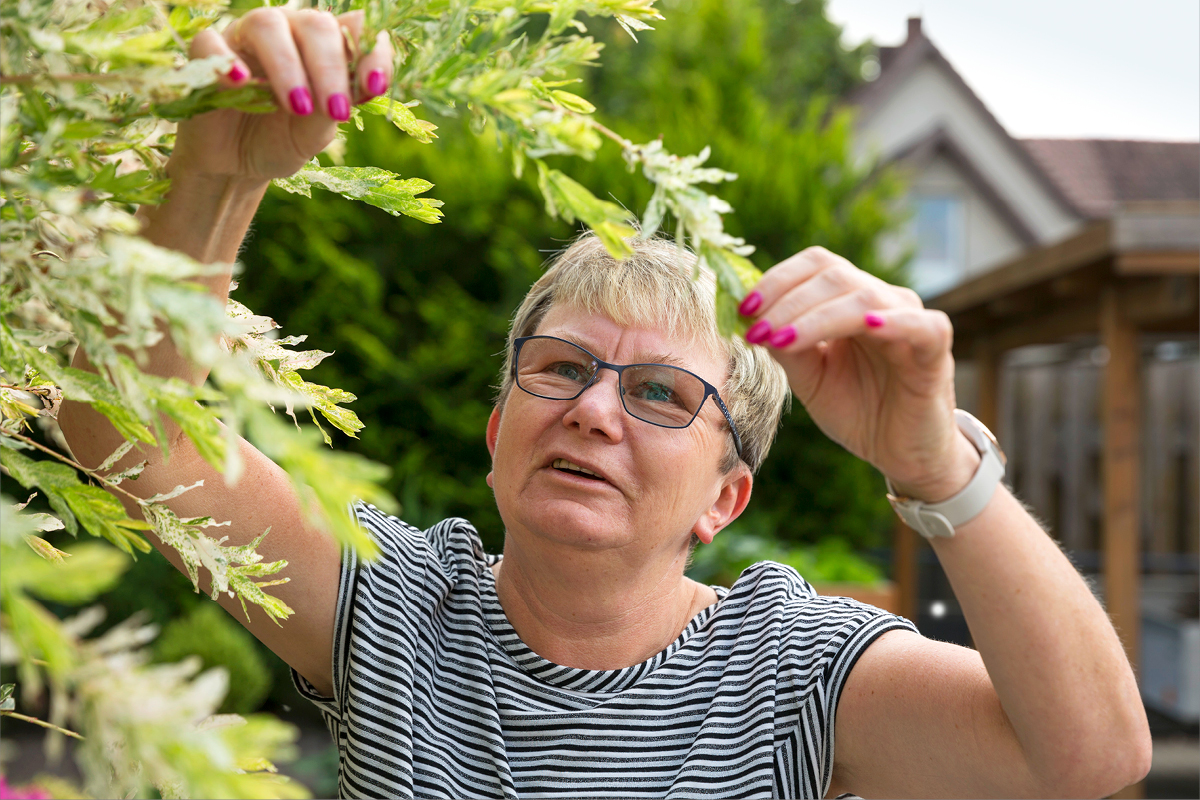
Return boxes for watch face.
[955,409,1008,466]
[926,513,957,539]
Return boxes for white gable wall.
[917,155,1028,277]
[855,59,1082,249]
[877,154,1029,291]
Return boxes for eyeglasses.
[512,335,744,460]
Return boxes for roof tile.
[1021,139,1200,218]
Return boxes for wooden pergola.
[890,203,1200,685]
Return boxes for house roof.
[1021,139,1200,219]
[848,17,1082,224]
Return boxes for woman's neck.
[491,541,718,670]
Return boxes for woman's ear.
[486,407,501,457]
[485,407,501,488]
[693,468,752,545]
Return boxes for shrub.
[687,518,886,588]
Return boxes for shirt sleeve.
[289,511,361,720]
[289,503,483,722]
[808,594,919,798]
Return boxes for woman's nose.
[561,369,625,443]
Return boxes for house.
[847,18,1200,727]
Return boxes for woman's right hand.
[171,8,394,183]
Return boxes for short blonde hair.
[496,233,790,474]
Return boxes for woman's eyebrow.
[550,333,692,370]
[639,352,690,369]
[555,332,603,354]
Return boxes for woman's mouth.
[551,458,607,481]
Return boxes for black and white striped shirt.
[293,503,917,799]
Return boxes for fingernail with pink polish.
[745,319,773,345]
[228,63,248,83]
[768,325,797,348]
[328,93,350,122]
[865,313,886,328]
[738,290,763,317]
[366,69,388,98]
[289,87,313,116]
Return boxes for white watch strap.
[886,410,1007,539]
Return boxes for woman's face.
[486,304,751,563]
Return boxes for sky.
[825,0,1200,141]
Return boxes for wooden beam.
[951,276,1199,356]
[987,297,1100,353]
[1124,276,1199,326]
[950,297,1094,357]
[1050,273,1096,298]
[1116,250,1200,276]
[929,222,1112,316]
[1100,285,1142,677]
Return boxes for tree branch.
[1,709,85,740]
[1,429,146,506]
[533,98,632,149]
[0,72,139,85]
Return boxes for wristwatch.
[886,410,1007,540]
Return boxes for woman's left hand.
[740,246,978,502]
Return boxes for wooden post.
[892,519,919,623]
[975,340,1000,434]
[1101,286,1142,667]
[1101,284,1143,800]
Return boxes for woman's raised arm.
[58,8,393,697]
[740,247,1152,797]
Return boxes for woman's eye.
[636,382,676,404]
[550,362,588,382]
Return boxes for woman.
[59,8,1152,799]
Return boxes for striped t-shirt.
[293,503,917,799]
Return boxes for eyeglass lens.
[516,337,707,428]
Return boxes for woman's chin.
[509,500,635,552]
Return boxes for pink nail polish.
[228,63,248,83]
[745,319,773,345]
[865,313,886,328]
[768,326,796,348]
[366,69,387,98]
[289,87,313,116]
[738,290,763,317]
[328,93,350,121]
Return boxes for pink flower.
[0,776,50,800]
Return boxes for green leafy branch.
[0,541,306,799]
[224,293,368,444]
[272,159,445,227]
[0,430,293,625]
[354,0,764,334]
[345,0,762,322]
[1,682,85,739]
[492,95,763,335]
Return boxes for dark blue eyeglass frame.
[512,335,745,461]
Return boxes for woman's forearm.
[927,450,1151,794]
[60,170,269,470]
[125,169,270,382]
[140,170,270,264]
